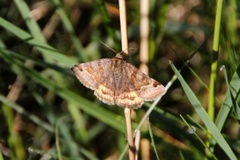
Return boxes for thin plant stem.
[139,0,150,75]
[139,1,150,158]
[119,0,129,53]
[207,0,223,146]
[134,130,140,160]
[118,0,135,159]
[148,122,160,160]
[124,108,135,160]
[208,0,223,120]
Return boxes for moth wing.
[114,62,149,108]
[124,63,166,101]
[71,59,115,105]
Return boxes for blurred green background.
[0,0,239,159]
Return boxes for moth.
[71,53,166,108]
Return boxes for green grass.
[0,0,239,160]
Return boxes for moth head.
[115,51,129,60]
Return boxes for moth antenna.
[100,41,136,59]
[100,41,118,54]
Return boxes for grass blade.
[170,62,237,160]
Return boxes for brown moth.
[71,52,166,109]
